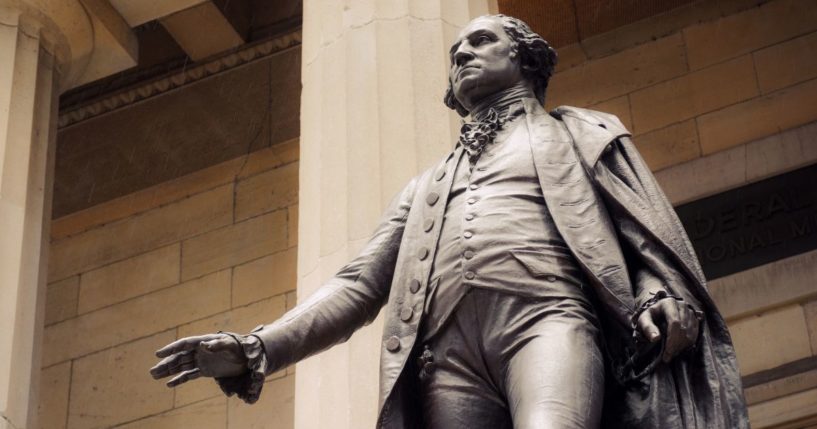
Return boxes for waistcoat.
[423,111,587,340]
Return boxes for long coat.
[254,99,749,428]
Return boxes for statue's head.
[444,15,558,117]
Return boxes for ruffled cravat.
[459,108,506,166]
[458,83,534,166]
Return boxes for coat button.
[426,192,440,206]
[386,336,400,352]
[469,184,479,190]
[423,218,434,232]
[465,213,474,221]
[418,247,429,260]
[466,198,477,205]
[463,231,473,239]
[435,168,446,181]
[400,307,413,322]
[464,271,475,280]
[409,279,421,293]
[463,250,474,259]
[545,275,557,282]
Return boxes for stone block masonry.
[39,139,299,429]
[546,0,817,174]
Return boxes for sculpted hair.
[444,15,559,117]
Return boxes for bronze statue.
[151,15,749,428]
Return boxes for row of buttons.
[464,159,478,281]
[388,164,450,353]
[400,166,450,366]
[462,158,481,285]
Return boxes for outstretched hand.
[636,298,701,363]
[150,333,248,387]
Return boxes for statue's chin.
[453,79,483,105]
[452,91,481,114]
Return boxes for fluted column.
[296,1,496,428]
[0,9,58,429]
[0,1,135,427]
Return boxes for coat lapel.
[523,99,635,326]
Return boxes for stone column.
[0,8,59,429]
[296,1,496,428]
[0,1,134,427]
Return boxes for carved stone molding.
[57,29,302,128]
[2,0,138,90]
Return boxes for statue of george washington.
[151,14,749,429]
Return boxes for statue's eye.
[474,35,492,46]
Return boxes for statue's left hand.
[149,333,248,387]
[636,298,701,363]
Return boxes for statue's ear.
[509,43,519,61]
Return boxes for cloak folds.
[554,105,749,428]
[252,102,749,429]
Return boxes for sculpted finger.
[150,351,194,379]
[179,361,198,372]
[662,301,683,362]
[167,351,196,373]
[156,334,220,358]
[180,350,196,364]
[166,368,201,388]
[636,310,661,343]
[681,305,701,346]
[150,356,172,379]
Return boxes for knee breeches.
[418,288,605,429]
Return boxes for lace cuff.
[214,332,268,404]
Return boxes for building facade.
[0,0,816,428]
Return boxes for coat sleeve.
[251,176,418,374]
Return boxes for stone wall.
[53,44,302,218]
[37,138,299,429]
[546,0,817,173]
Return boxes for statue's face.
[448,16,525,111]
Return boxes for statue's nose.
[453,45,475,67]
